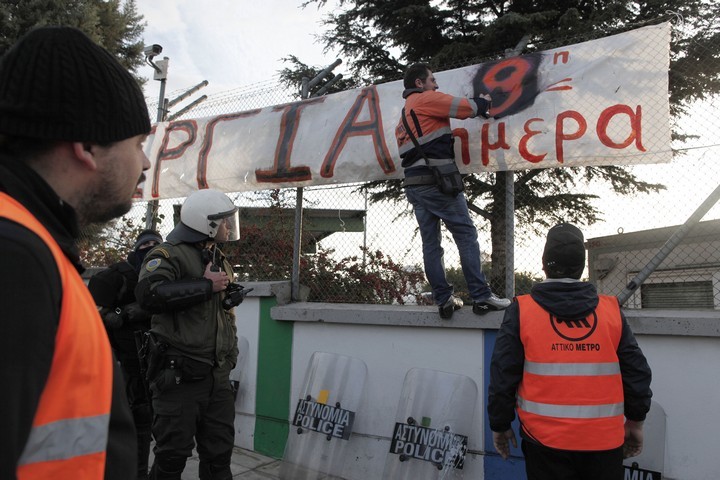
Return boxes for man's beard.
[77,196,133,226]
[75,173,134,226]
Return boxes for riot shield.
[383,368,478,480]
[623,400,666,480]
[279,351,368,480]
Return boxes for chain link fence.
[80,17,720,309]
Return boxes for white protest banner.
[139,22,670,201]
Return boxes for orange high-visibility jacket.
[0,192,113,479]
[516,294,625,451]
[395,89,480,167]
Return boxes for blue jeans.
[405,184,491,305]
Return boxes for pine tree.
[0,0,146,78]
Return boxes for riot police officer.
[88,229,163,480]
[135,189,242,480]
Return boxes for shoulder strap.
[401,108,431,166]
[409,109,423,136]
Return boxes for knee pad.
[151,454,187,480]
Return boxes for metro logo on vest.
[551,310,598,341]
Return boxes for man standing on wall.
[136,189,244,480]
[488,223,652,480]
[396,62,511,319]
[89,229,164,480]
[0,26,151,479]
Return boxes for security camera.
[143,44,163,57]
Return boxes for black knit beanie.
[127,229,163,272]
[0,26,151,143]
[542,223,586,279]
[133,229,163,252]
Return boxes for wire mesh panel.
[79,17,720,310]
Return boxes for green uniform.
[137,239,238,480]
[140,240,238,378]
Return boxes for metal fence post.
[291,62,343,301]
[144,50,169,230]
[504,172,515,298]
[502,36,529,298]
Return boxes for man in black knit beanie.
[0,26,151,480]
[488,223,652,480]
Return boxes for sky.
[135,0,339,104]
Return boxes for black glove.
[102,307,124,329]
[471,96,491,119]
[123,301,151,323]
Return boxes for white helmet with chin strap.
[168,189,240,243]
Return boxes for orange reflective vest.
[516,294,624,451]
[0,192,113,479]
[395,90,479,165]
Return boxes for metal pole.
[291,186,304,301]
[167,80,208,108]
[363,189,368,267]
[501,36,528,298]
[504,172,515,298]
[156,77,167,123]
[290,64,342,301]
[617,182,720,306]
[145,75,166,230]
[166,95,207,122]
[291,77,310,302]
[144,55,169,231]
[306,59,341,91]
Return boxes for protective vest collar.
[402,88,423,99]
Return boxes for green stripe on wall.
[254,296,293,458]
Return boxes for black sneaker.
[472,293,511,315]
[439,295,463,319]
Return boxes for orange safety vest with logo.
[516,294,624,451]
[0,192,112,479]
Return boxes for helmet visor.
[209,207,240,242]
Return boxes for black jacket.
[88,260,152,364]
[0,158,136,480]
[487,279,653,442]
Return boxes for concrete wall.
[232,282,720,480]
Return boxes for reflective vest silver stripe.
[18,414,110,465]
[426,158,456,167]
[517,397,624,419]
[398,126,453,156]
[524,361,620,376]
[449,97,464,117]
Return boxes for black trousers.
[150,368,235,480]
[115,336,153,480]
[117,358,153,479]
[522,439,624,480]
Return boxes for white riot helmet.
[168,189,240,243]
